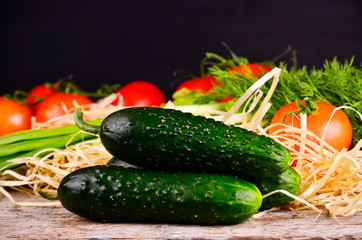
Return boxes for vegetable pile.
[0,47,361,224]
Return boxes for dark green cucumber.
[57,165,262,225]
[107,157,301,210]
[75,107,291,179]
[254,166,301,210]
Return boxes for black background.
[1,0,361,99]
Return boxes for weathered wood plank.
[1,192,361,240]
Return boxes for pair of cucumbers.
[57,107,300,225]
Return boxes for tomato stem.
[282,94,319,124]
[199,56,208,78]
[221,42,245,66]
[3,90,30,104]
[55,75,120,99]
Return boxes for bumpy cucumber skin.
[58,165,262,225]
[99,107,290,179]
[106,157,301,210]
[254,166,301,210]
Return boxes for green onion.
[0,119,103,171]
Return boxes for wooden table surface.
[1,191,361,240]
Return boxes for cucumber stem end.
[74,108,101,134]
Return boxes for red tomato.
[112,81,166,107]
[229,63,273,80]
[269,101,353,152]
[220,96,237,102]
[35,93,94,122]
[27,83,58,110]
[0,97,33,136]
[27,84,58,104]
[175,76,217,93]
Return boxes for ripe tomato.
[228,63,273,80]
[175,76,217,93]
[27,83,58,104]
[35,93,94,122]
[112,81,166,107]
[0,97,33,136]
[27,83,58,110]
[219,96,237,102]
[269,101,353,152]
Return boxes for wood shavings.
[0,139,112,205]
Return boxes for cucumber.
[254,166,301,210]
[57,165,262,225]
[107,157,302,210]
[75,107,291,179]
